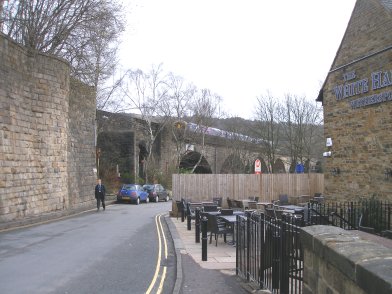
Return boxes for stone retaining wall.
[301,226,392,294]
[0,33,96,225]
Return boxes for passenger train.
[180,121,264,144]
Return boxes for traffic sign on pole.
[255,159,261,174]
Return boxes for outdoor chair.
[274,209,284,220]
[258,202,273,212]
[248,201,257,210]
[187,202,202,220]
[209,214,233,246]
[279,194,289,205]
[227,198,233,209]
[265,207,276,219]
[313,193,324,204]
[176,200,185,220]
[212,197,222,207]
[235,200,244,211]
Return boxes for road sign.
[255,159,261,174]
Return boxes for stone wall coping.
[0,31,69,67]
[301,225,392,294]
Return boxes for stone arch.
[179,151,212,174]
[272,158,286,173]
[220,154,246,174]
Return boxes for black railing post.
[187,209,192,231]
[181,201,185,222]
[280,215,289,293]
[195,208,200,243]
[236,215,239,276]
[272,219,280,290]
[246,211,251,282]
[259,213,265,289]
[201,216,208,261]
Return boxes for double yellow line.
[146,214,168,294]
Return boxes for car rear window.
[123,185,136,190]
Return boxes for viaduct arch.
[96,111,299,181]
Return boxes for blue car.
[117,184,149,205]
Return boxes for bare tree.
[281,94,323,172]
[0,1,4,30]
[121,64,172,182]
[188,89,222,173]
[254,92,283,173]
[166,73,197,173]
[301,102,324,172]
[1,0,125,86]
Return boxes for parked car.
[143,184,170,202]
[117,184,149,205]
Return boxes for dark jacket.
[95,184,106,199]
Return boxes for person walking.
[95,179,106,211]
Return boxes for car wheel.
[165,195,169,202]
[136,198,140,205]
[146,197,149,203]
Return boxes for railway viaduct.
[96,111,289,182]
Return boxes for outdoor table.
[233,210,245,215]
[256,202,272,212]
[202,211,221,216]
[241,199,251,209]
[313,196,324,204]
[219,214,237,223]
[202,201,214,205]
[201,210,244,218]
[289,195,310,205]
[279,204,304,211]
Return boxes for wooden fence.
[172,173,324,205]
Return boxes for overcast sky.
[118,0,357,119]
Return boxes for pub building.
[317,0,392,201]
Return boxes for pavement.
[165,215,263,294]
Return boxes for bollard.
[181,203,185,222]
[187,210,192,231]
[201,216,208,261]
[195,208,200,243]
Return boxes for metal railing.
[237,212,304,294]
[306,200,391,233]
[236,200,391,293]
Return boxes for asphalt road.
[0,201,175,294]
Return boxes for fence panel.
[172,173,324,204]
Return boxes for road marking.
[146,214,168,294]
[157,214,168,294]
